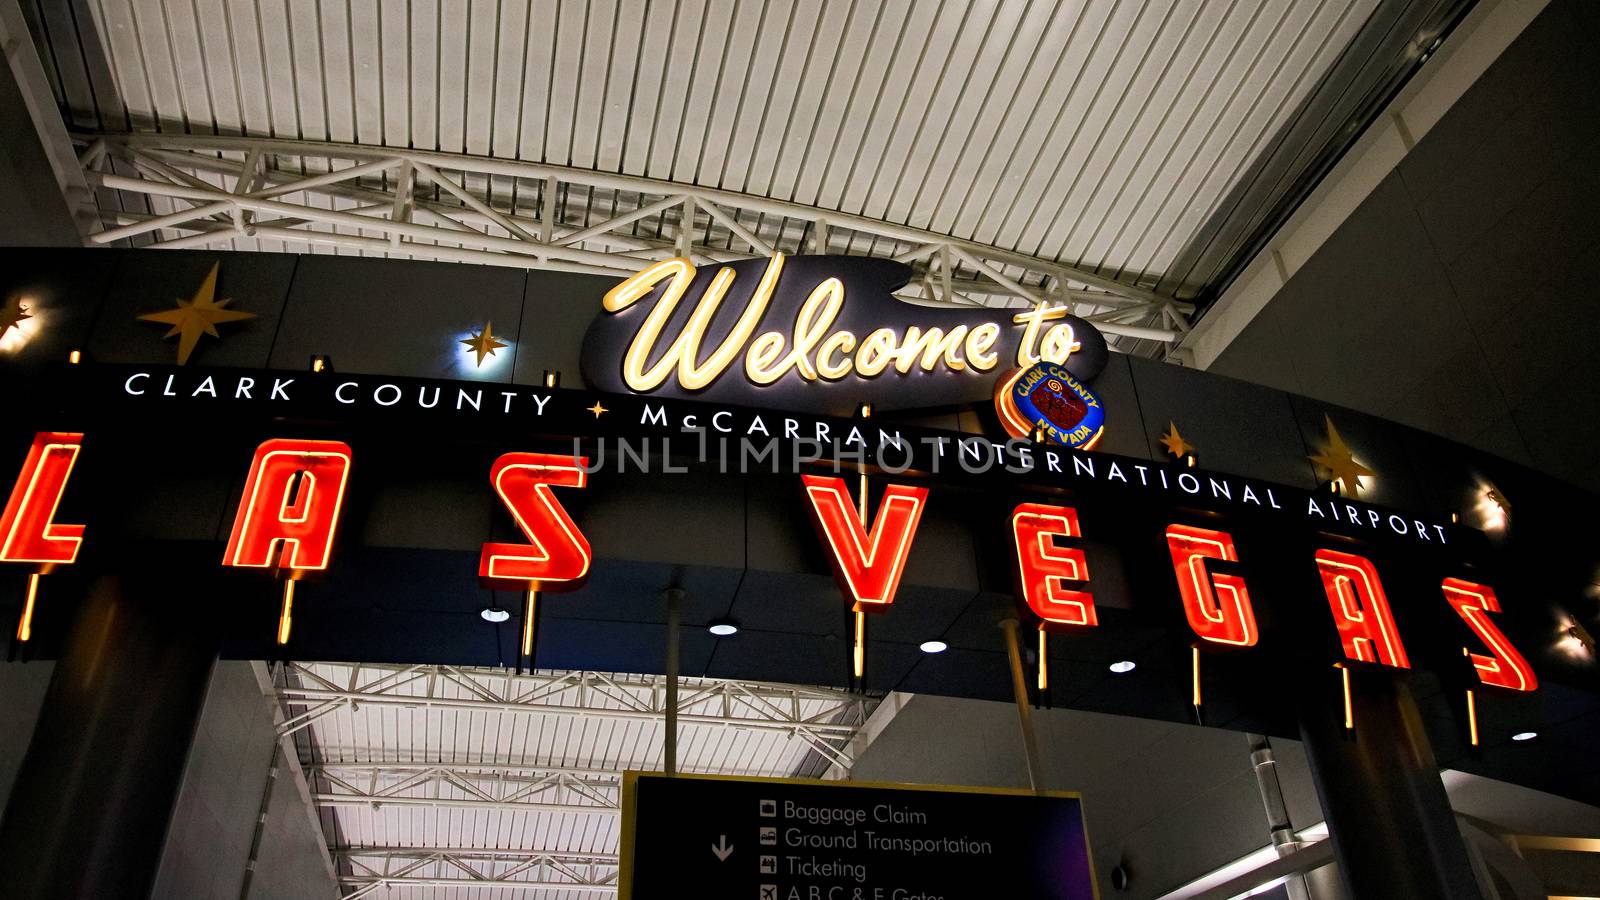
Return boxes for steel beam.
[68,132,1189,347]
[340,877,615,894]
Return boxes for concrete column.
[1298,668,1481,900]
[0,570,218,898]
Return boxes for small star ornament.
[138,262,256,364]
[1159,422,1196,460]
[1308,415,1374,496]
[461,321,509,367]
[0,296,32,340]
[586,401,609,418]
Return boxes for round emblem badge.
[994,362,1106,449]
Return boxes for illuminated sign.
[42,365,1554,706]
[479,452,592,590]
[581,254,1109,414]
[1442,578,1537,692]
[1165,524,1258,648]
[223,439,353,572]
[1314,549,1411,669]
[1011,502,1097,630]
[19,431,1535,687]
[0,432,84,643]
[621,773,1097,900]
[222,438,353,644]
[0,432,85,566]
[801,474,927,613]
[995,362,1106,449]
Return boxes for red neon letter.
[0,432,85,565]
[1165,524,1257,647]
[1314,549,1410,668]
[479,453,592,590]
[1442,578,1537,692]
[223,439,352,571]
[1011,503,1096,630]
[801,475,927,613]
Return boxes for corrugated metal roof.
[281,662,870,898]
[29,0,1378,298]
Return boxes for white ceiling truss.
[17,0,1414,359]
[336,847,619,899]
[275,662,875,899]
[75,133,1190,348]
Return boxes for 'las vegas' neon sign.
[0,433,1538,694]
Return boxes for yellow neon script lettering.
[604,254,1028,390]
[895,326,971,374]
[747,277,845,384]
[967,323,1001,370]
[604,255,786,391]
[1013,303,1081,367]
[816,331,856,381]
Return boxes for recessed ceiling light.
[708,619,739,637]
[1511,731,1537,742]
[919,640,948,654]
[480,607,510,623]
[1109,660,1136,674]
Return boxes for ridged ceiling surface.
[28,0,1377,295]
[285,663,868,898]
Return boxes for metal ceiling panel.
[279,662,871,897]
[27,0,1396,314]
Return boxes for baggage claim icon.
[995,361,1106,449]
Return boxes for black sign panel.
[621,774,1097,900]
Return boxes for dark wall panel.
[269,255,528,380]
[1210,0,1600,493]
[90,250,295,369]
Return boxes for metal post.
[664,588,683,776]
[237,741,281,900]
[999,617,1046,794]
[1246,733,1311,900]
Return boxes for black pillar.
[0,571,218,898]
[1298,667,1481,900]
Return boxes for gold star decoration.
[587,401,608,418]
[137,263,256,364]
[1159,421,1196,460]
[1308,415,1374,496]
[0,296,31,339]
[461,321,509,367]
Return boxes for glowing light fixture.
[919,640,948,654]
[480,607,510,623]
[1475,482,1510,532]
[67,348,81,365]
[1512,731,1537,742]
[1570,625,1594,651]
[543,370,560,389]
[1109,660,1136,674]
[1338,664,1354,730]
[0,296,39,353]
[708,619,739,637]
[309,354,331,373]
[1466,689,1479,747]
